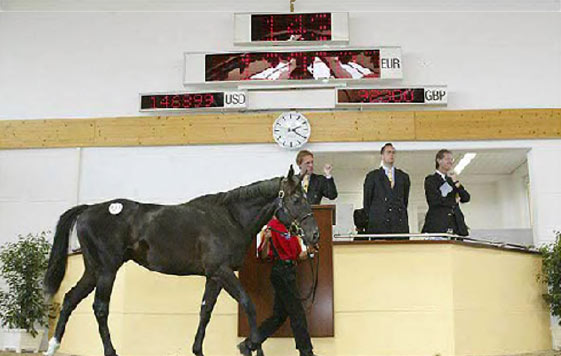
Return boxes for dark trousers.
[254,261,313,352]
[446,211,461,235]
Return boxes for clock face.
[272,112,311,149]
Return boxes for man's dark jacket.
[421,172,470,236]
[363,167,410,234]
[306,173,338,205]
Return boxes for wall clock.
[272,111,311,149]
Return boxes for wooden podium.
[238,205,335,337]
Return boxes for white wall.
[528,146,561,246]
[2,0,559,12]
[0,11,560,119]
[497,162,531,229]
[0,148,80,241]
[78,145,296,203]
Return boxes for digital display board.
[251,13,331,42]
[205,49,383,82]
[233,12,348,45]
[139,91,247,111]
[336,87,447,106]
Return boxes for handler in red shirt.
[259,217,304,261]
[238,217,318,356]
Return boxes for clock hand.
[294,131,307,139]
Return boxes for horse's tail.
[44,204,89,296]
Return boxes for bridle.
[274,186,315,238]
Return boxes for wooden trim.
[1,108,559,149]
[0,119,96,148]
[414,109,561,140]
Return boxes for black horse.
[43,166,319,356]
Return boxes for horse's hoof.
[256,348,265,356]
[44,337,60,356]
[237,340,252,356]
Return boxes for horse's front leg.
[192,277,222,356]
[215,265,265,356]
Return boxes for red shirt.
[258,218,302,261]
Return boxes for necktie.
[302,175,310,193]
[388,169,395,188]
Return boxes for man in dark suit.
[422,149,471,236]
[297,150,338,205]
[363,143,411,236]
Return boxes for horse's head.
[275,165,320,246]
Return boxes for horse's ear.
[287,165,295,179]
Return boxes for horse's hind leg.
[192,277,222,356]
[215,266,264,356]
[45,268,96,356]
[93,271,119,356]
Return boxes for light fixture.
[454,153,477,175]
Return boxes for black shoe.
[237,340,252,356]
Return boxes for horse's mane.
[189,177,282,206]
